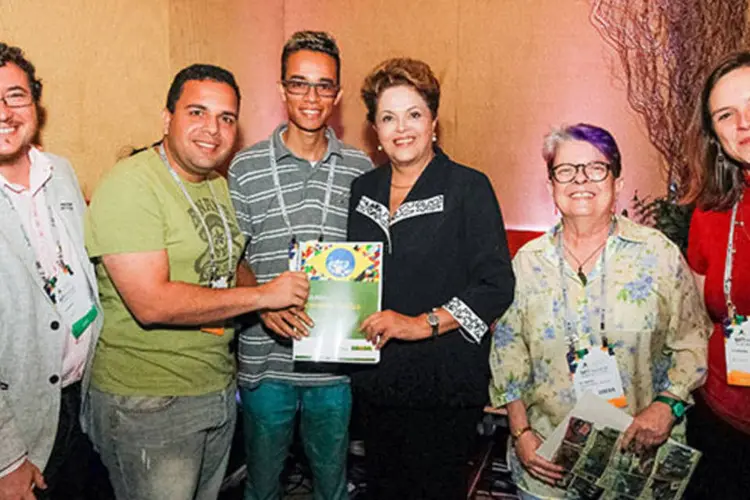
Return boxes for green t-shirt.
[86,148,245,396]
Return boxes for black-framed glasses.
[281,79,339,98]
[550,161,611,183]
[0,89,33,108]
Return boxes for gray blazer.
[0,152,102,472]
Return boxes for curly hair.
[0,42,42,102]
[281,31,341,83]
[361,58,440,124]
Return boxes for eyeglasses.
[281,80,339,98]
[0,90,33,108]
[550,161,611,183]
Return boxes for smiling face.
[709,65,750,166]
[0,62,38,169]
[279,49,341,134]
[162,79,238,182]
[548,139,623,221]
[373,85,436,170]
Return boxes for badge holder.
[55,268,98,340]
[724,313,750,386]
[570,345,627,408]
[722,199,750,386]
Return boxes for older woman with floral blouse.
[489,123,710,499]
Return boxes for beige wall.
[2,0,665,229]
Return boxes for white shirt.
[0,148,93,387]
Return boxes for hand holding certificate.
[291,241,383,364]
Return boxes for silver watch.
[427,309,439,338]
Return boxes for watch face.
[428,313,439,327]
[674,402,686,418]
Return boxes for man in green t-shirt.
[84,64,309,500]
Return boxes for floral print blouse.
[489,216,710,498]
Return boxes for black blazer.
[347,148,515,408]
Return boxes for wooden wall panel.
[1,0,667,228]
[1,0,171,196]
[281,0,461,159]
[168,0,285,147]
[455,0,663,229]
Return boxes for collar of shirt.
[533,215,649,267]
[0,147,53,195]
[272,123,343,164]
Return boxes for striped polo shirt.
[228,124,373,387]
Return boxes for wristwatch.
[426,309,439,338]
[654,395,686,420]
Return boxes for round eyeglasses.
[550,161,611,184]
[281,80,339,98]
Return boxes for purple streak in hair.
[567,123,622,178]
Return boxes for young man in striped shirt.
[228,31,372,500]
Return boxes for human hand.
[259,272,309,310]
[514,431,565,485]
[260,308,314,340]
[359,310,428,349]
[0,459,46,500]
[621,402,675,453]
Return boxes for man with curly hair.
[0,42,103,499]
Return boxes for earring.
[432,134,437,143]
[716,145,726,169]
[377,144,383,152]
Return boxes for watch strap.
[654,395,686,419]
[427,309,439,338]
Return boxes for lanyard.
[1,185,72,302]
[557,220,615,352]
[269,132,338,245]
[158,145,233,282]
[725,196,744,319]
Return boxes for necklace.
[390,182,415,189]
[563,238,608,286]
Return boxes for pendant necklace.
[564,238,608,286]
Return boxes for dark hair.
[684,51,750,210]
[281,31,341,83]
[165,64,241,113]
[542,123,622,178]
[0,42,42,102]
[361,58,440,124]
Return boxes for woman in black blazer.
[348,57,515,500]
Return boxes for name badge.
[570,346,627,408]
[56,271,97,339]
[724,315,750,386]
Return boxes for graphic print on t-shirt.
[188,196,241,284]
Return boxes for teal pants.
[240,381,351,500]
